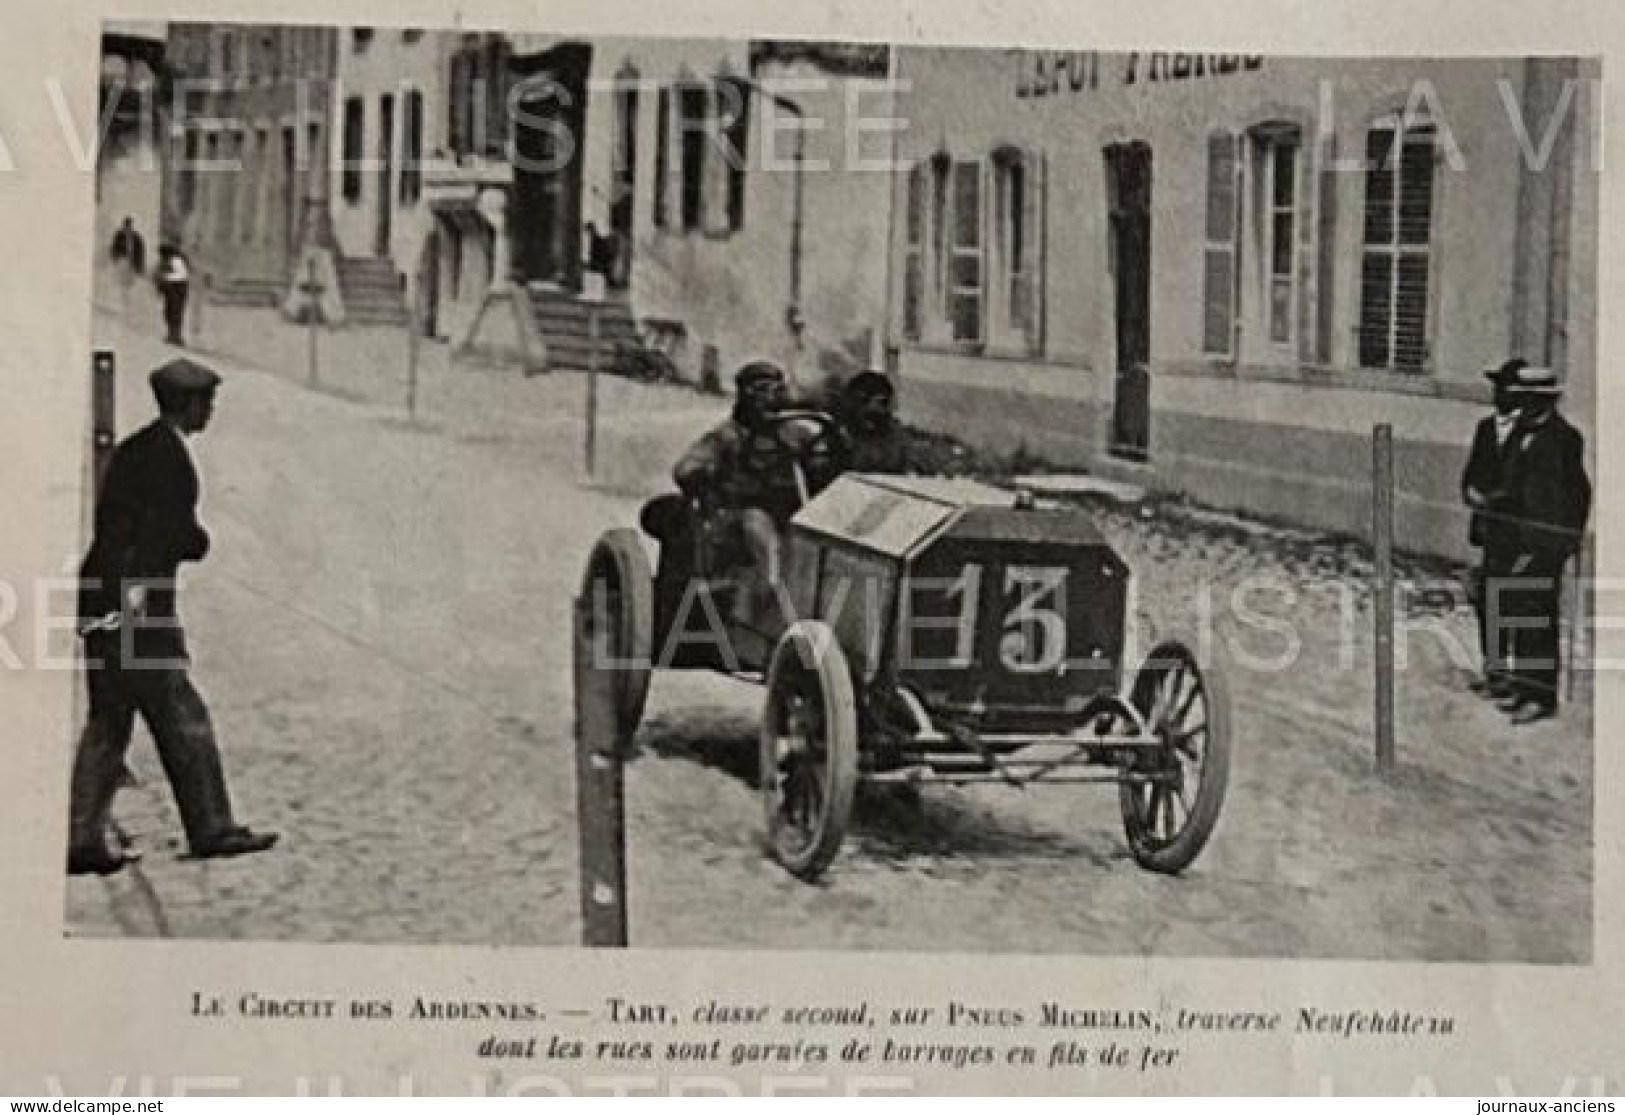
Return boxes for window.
[341,96,364,203]
[677,84,707,232]
[1359,114,1436,371]
[403,29,425,43]
[352,28,374,52]
[219,31,236,77]
[400,90,424,204]
[611,79,639,238]
[653,87,671,228]
[929,153,950,307]
[448,40,509,160]
[947,160,984,345]
[247,127,269,241]
[448,50,469,156]
[993,146,1045,353]
[1255,125,1302,348]
[719,77,751,232]
[179,128,199,214]
[902,162,926,341]
[1201,130,1242,357]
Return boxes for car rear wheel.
[1119,640,1231,874]
[760,621,859,881]
[581,528,654,749]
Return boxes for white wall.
[329,29,447,275]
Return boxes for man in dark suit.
[1461,358,1526,698]
[1493,365,1591,725]
[67,358,278,875]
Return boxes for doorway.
[511,42,592,289]
[375,93,395,257]
[1105,141,1153,462]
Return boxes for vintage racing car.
[579,410,1230,881]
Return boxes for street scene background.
[67,283,1591,961]
[68,27,1595,961]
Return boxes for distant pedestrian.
[1460,358,1526,699]
[109,216,146,313]
[68,358,279,875]
[109,215,146,274]
[1493,365,1591,725]
[154,244,192,346]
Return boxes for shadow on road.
[635,707,1121,867]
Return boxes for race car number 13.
[943,564,1070,674]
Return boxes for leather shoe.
[68,846,141,876]
[192,827,279,859]
[1496,692,1532,714]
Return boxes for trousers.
[1493,557,1568,708]
[68,631,237,853]
[1471,547,1517,683]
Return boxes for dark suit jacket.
[78,420,211,630]
[1461,414,1517,551]
[1502,411,1591,563]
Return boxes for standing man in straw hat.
[1494,365,1591,725]
[1461,358,1527,699]
[67,358,279,874]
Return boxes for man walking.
[1494,365,1591,725]
[1461,358,1525,698]
[68,358,278,874]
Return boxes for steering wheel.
[754,409,844,503]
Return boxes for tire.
[759,621,860,881]
[1118,640,1232,874]
[581,528,655,748]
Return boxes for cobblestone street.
[64,300,1591,962]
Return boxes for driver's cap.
[735,361,786,391]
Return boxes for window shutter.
[1358,120,1433,371]
[703,86,732,236]
[653,87,670,228]
[1023,147,1047,355]
[948,159,985,345]
[1201,130,1241,357]
[1311,131,1338,365]
[902,163,926,341]
[721,78,750,232]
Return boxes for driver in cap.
[674,361,799,604]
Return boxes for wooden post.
[91,350,117,496]
[406,296,421,422]
[302,256,322,388]
[584,303,600,477]
[1372,424,1396,775]
[573,596,628,947]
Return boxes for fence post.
[300,256,322,388]
[584,302,600,477]
[573,595,628,947]
[406,296,421,422]
[92,350,117,496]
[1372,423,1396,775]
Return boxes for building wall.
[328,26,448,275]
[887,50,1596,559]
[569,38,894,384]
[165,24,336,286]
[95,53,164,269]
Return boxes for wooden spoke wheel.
[1119,640,1231,874]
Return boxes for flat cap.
[844,370,895,399]
[149,358,221,395]
[735,361,786,389]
